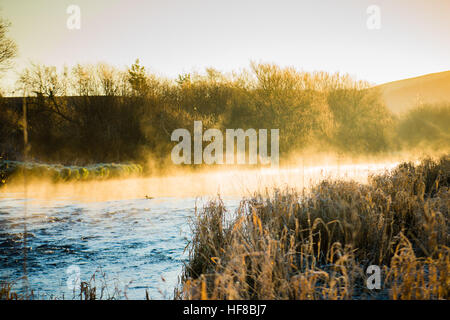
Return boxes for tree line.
[0,17,448,167]
[0,60,395,164]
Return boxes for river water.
[0,161,399,299]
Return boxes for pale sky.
[1,0,449,93]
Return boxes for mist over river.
[0,161,399,299]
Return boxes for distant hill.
[376,71,450,114]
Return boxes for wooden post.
[22,91,29,295]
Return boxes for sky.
[0,0,449,93]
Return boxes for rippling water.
[0,162,399,299]
[0,195,240,299]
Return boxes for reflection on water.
[0,162,398,299]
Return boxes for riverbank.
[176,155,449,300]
[1,156,448,300]
[0,160,143,187]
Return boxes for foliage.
[0,62,403,164]
[396,103,450,151]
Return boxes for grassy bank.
[0,160,143,186]
[176,155,449,300]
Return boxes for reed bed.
[176,155,449,300]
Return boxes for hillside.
[377,71,450,114]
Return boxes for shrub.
[396,103,450,151]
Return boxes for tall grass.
[176,155,449,300]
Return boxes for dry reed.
[176,155,449,300]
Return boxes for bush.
[0,160,143,184]
[396,103,450,151]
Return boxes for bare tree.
[0,17,17,75]
[18,62,76,124]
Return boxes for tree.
[127,59,149,96]
[97,63,124,96]
[0,17,17,75]
[18,63,66,97]
[327,88,392,153]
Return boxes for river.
[0,161,399,299]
